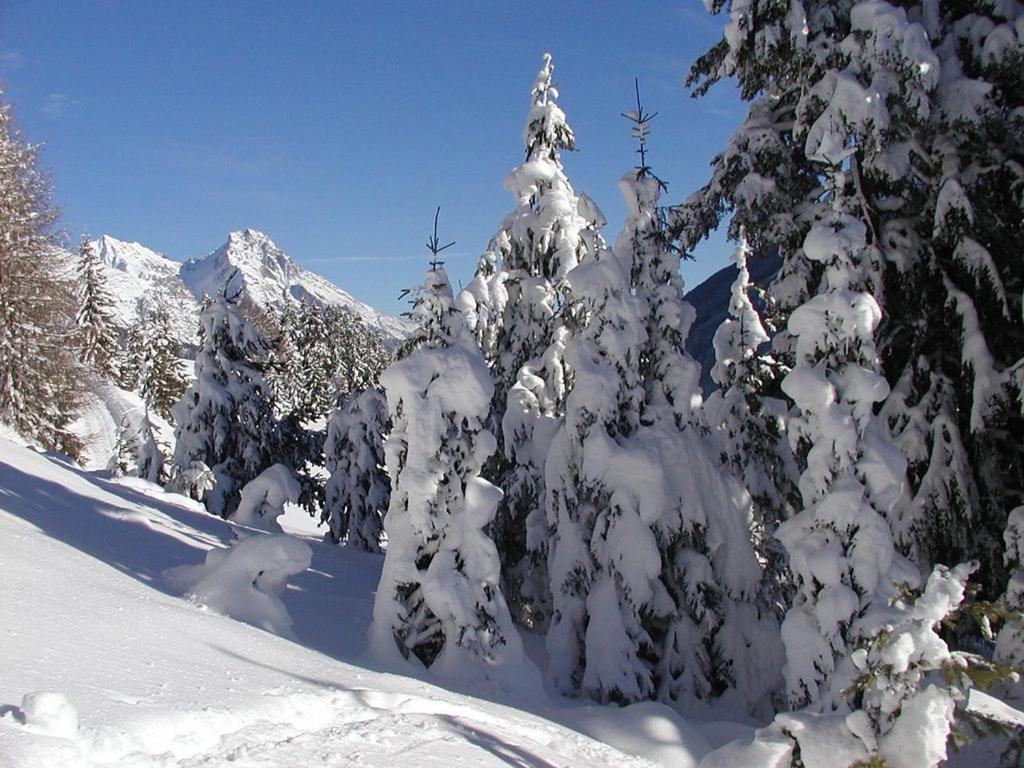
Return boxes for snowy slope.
[87,235,202,347]
[180,229,410,342]
[0,438,714,768]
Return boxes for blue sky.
[0,1,743,315]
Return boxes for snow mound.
[19,692,78,739]
[231,463,301,532]
[166,534,312,638]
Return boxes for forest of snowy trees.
[2,2,1023,767]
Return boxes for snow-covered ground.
[0,436,727,767]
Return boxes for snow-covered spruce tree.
[75,236,117,378]
[680,1,1024,602]
[371,218,528,683]
[456,54,598,626]
[544,241,653,702]
[139,309,189,423]
[323,387,389,551]
[271,301,390,423]
[704,235,798,614]
[611,97,779,711]
[775,191,917,710]
[703,563,1021,768]
[0,91,83,454]
[111,410,170,484]
[614,82,702,429]
[170,294,278,517]
[876,2,1024,598]
[997,506,1024,667]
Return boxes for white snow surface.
[0,436,726,768]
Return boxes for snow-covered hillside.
[71,231,408,349]
[180,229,410,341]
[88,235,202,347]
[0,437,723,768]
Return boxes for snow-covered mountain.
[180,229,409,341]
[88,235,202,346]
[79,230,408,348]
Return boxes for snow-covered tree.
[110,410,170,484]
[371,244,528,682]
[271,301,390,423]
[140,309,188,422]
[614,83,702,429]
[118,308,189,423]
[323,387,389,551]
[543,99,779,710]
[775,195,916,709]
[544,242,652,701]
[705,562,1021,768]
[704,236,798,614]
[681,0,1024,605]
[456,54,600,625]
[617,99,779,711]
[997,506,1024,668]
[0,91,82,454]
[75,236,117,377]
[170,294,279,517]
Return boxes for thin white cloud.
[42,93,78,119]
[306,250,472,264]
[0,51,24,70]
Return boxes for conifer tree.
[457,53,599,625]
[323,387,389,551]
[680,0,1024,604]
[0,91,82,454]
[543,89,778,709]
[775,191,915,709]
[139,309,188,422]
[75,236,117,377]
[170,292,278,517]
[371,216,527,682]
[704,236,798,613]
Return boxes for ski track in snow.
[0,436,709,768]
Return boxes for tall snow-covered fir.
[170,294,279,517]
[323,387,389,551]
[679,0,1024,609]
[704,236,797,614]
[75,236,118,378]
[371,256,529,684]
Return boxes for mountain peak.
[179,230,410,343]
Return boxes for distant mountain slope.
[180,229,410,342]
[88,235,202,346]
[72,230,409,350]
[684,250,781,394]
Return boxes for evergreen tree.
[139,308,188,422]
[323,387,389,551]
[170,293,279,517]
[0,91,83,454]
[616,93,779,711]
[75,236,117,377]
[543,91,778,710]
[680,0,1024,604]
[457,53,599,626]
[775,192,916,709]
[704,235,798,615]
[371,218,529,683]
[271,301,390,423]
